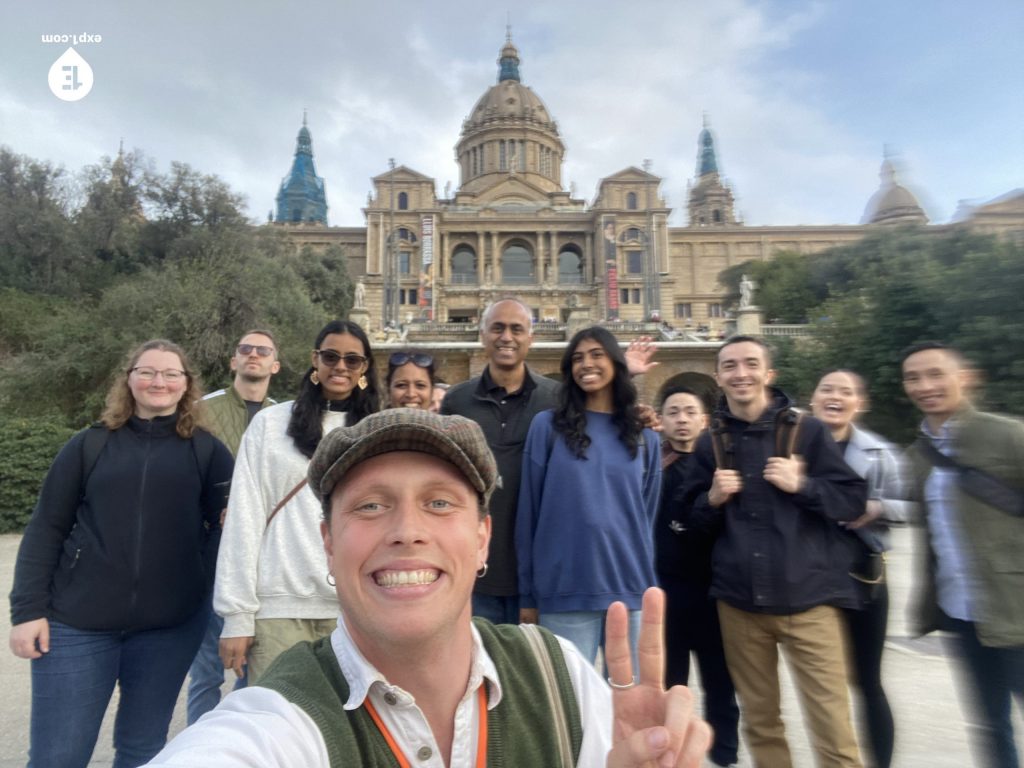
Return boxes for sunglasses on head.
[315,349,368,370]
[389,352,433,368]
[237,344,274,357]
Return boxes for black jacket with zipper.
[9,415,233,631]
[678,389,867,614]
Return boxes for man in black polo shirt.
[442,298,559,624]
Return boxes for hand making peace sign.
[604,588,713,768]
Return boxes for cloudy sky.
[2,1,1021,227]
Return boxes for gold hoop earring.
[357,375,368,391]
[326,572,336,586]
[476,563,489,579]
[310,370,320,386]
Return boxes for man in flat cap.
[148,409,710,767]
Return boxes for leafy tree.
[294,243,355,317]
[0,148,75,295]
[737,228,1024,442]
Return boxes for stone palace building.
[268,35,1024,400]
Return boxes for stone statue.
[354,280,366,309]
[739,274,756,309]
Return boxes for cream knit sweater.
[215,402,348,638]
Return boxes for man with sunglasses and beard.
[187,330,281,724]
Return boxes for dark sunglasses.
[389,352,433,368]
[237,344,274,357]
[315,349,368,370]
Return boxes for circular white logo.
[48,47,94,101]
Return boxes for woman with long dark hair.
[215,320,381,682]
[515,326,661,667]
[810,369,910,768]
[8,339,234,767]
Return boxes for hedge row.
[0,415,76,533]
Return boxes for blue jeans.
[945,617,1024,768]
[186,608,247,725]
[29,607,207,768]
[540,609,642,675]
[472,593,520,625]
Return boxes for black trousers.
[660,574,740,767]
[842,583,895,768]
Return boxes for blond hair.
[100,339,205,438]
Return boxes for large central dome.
[455,37,565,199]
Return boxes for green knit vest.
[258,619,584,767]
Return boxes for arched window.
[398,191,408,210]
[626,191,638,210]
[451,246,477,284]
[396,228,417,243]
[557,246,584,284]
[712,209,722,223]
[501,243,534,284]
[625,227,642,242]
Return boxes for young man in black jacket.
[656,386,739,767]
[679,336,867,768]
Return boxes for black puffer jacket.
[10,415,233,631]
[678,389,867,614]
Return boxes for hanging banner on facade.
[420,215,434,317]
[603,214,619,319]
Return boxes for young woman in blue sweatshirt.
[516,326,661,667]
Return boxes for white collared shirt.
[147,616,612,767]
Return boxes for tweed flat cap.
[308,409,500,506]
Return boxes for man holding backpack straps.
[678,336,867,768]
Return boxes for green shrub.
[0,414,76,533]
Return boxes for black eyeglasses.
[389,352,433,368]
[315,349,368,370]
[237,344,274,357]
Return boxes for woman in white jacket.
[215,320,381,682]
[811,369,912,768]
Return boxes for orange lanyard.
[364,685,488,768]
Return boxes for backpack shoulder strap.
[80,423,110,487]
[774,408,805,458]
[710,414,732,469]
[190,428,216,487]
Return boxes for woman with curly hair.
[215,320,382,682]
[9,339,234,767]
[515,326,661,667]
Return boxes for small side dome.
[862,157,928,225]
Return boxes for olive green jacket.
[906,405,1024,647]
[202,385,275,457]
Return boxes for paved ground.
[1,527,1021,766]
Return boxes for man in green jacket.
[902,341,1024,768]
[187,329,280,723]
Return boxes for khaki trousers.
[718,602,862,768]
[248,617,339,683]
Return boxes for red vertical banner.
[603,214,619,319]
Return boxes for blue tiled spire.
[275,112,328,224]
[697,114,719,177]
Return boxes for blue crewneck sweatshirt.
[516,409,662,612]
